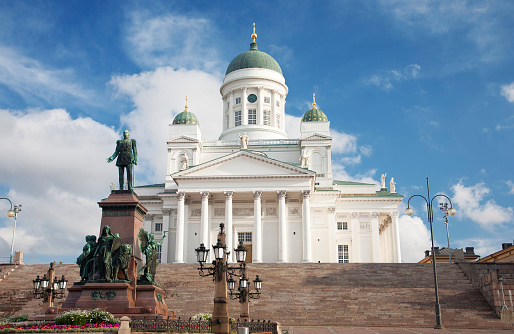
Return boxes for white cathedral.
[134,26,403,264]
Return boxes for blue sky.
[0,0,513,264]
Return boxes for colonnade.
[173,190,312,263]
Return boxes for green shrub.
[87,309,116,324]
[0,315,28,324]
[55,310,89,326]
[55,309,116,326]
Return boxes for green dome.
[172,110,199,125]
[301,107,329,122]
[226,42,283,75]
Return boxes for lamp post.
[0,198,22,263]
[32,263,67,312]
[227,242,262,320]
[439,203,453,263]
[405,178,456,329]
[195,224,259,334]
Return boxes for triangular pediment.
[167,135,200,143]
[300,133,332,141]
[173,150,314,179]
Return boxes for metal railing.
[232,319,278,334]
[131,317,278,333]
[131,318,210,332]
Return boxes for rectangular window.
[235,97,241,104]
[248,109,256,124]
[263,110,270,125]
[235,110,241,126]
[264,96,270,103]
[276,101,280,107]
[155,223,163,232]
[275,113,280,127]
[337,222,348,230]
[338,245,349,263]
[226,113,229,129]
[238,232,252,243]
[227,102,230,109]
[157,244,162,263]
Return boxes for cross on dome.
[185,96,189,111]
[251,23,257,43]
[312,93,317,108]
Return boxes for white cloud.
[332,164,378,185]
[0,45,94,105]
[366,64,421,90]
[360,145,373,157]
[0,108,117,263]
[399,214,432,263]
[109,67,223,184]
[125,12,222,73]
[451,181,513,227]
[501,82,514,103]
[506,180,514,195]
[378,0,510,63]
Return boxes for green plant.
[55,309,116,326]
[0,315,28,324]
[55,310,89,326]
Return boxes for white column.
[271,90,277,127]
[253,191,263,263]
[175,192,185,263]
[392,212,401,263]
[257,86,263,125]
[302,190,312,263]
[224,191,233,263]
[386,220,392,262]
[200,191,209,252]
[371,212,380,263]
[327,207,337,263]
[351,212,361,263]
[242,88,247,125]
[161,210,170,263]
[233,227,238,262]
[229,91,234,128]
[278,190,287,263]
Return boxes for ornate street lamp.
[228,270,262,320]
[32,263,67,312]
[1,197,21,263]
[405,178,456,329]
[195,224,262,334]
[439,203,456,263]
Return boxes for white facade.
[135,35,403,264]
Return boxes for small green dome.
[301,107,329,122]
[226,42,283,76]
[172,110,199,125]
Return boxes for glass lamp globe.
[6,210,14,217]
[405,207,413,216]
[448,207,457,216]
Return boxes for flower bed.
[0,322,120,333]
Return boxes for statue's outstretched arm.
[157,231,168,246]
[107,140,121,163]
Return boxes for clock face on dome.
[247,94,257,103]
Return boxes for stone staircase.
[0,263,511,330]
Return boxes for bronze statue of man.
[107,130,137,190]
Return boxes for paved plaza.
[284,327,514,334]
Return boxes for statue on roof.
[300,148,310,168]
[381,173,387,189]
[390,177,396,193]
[239,132,249,150]
[107,130,137,190]
[180,154,189,170]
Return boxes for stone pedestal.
[54,191,176,319]
[60,282,176,318]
